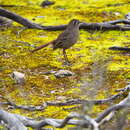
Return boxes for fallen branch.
[106,2,130,7]
[109,46,130,52]
[0,85,129,111]
[1,8,130,31]
[0,8,43,29]
[46,91,125,106]
[0,109,27,130]
[116,84,130,92]
[0,92,124,111]
[0,93,130,129]
[0,96,47,111]
[95,93,130,123]
[104,19,130,25]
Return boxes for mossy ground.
[0,0,130,129]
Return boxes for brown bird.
[31,19,81,64]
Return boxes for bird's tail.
[31,41,53,52]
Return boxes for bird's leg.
[63,49,70,65]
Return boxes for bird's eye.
[73,20,78,25]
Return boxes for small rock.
[41,0,55,7]
[57,96,66,100]
[41,70,75,78]
[114,12,120,16]
[50,90,56,93]
[54,70,75,78]
[10,71,25,85]
[125,12,130,20]
[44,76,49,79]
[36,16,45,18]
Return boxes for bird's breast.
[63,29,79,49]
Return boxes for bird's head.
[68,19,82,28]
[69,19,81,26]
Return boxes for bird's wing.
[53,31,72,48]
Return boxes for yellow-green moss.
[0,0,130,129]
